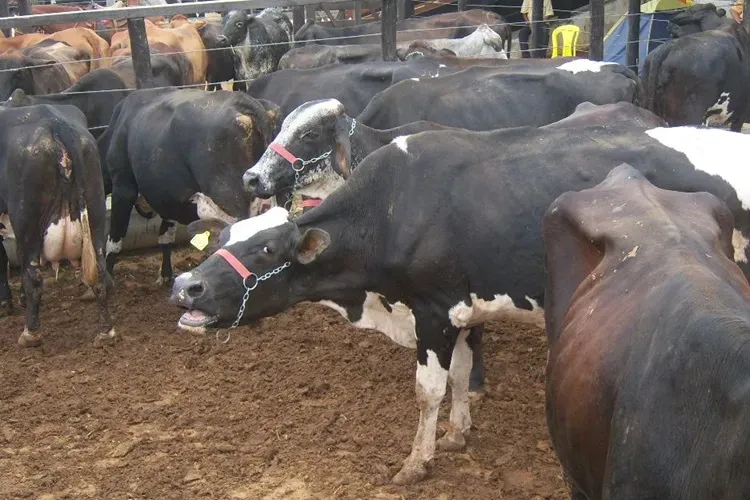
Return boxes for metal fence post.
[127,18,154,89]
[381,0,397,60]
[626,0,640,71]
[589,0,604,60]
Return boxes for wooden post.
[0,0,9,38]
[305,4,316,23]
[626,0,640,72]
[16,0,30,16]
[397,0,405,21]
[292,6,305,31]
[458,0,467,11]
[381,0,397,60]
[589,0,604,60]
[530,0,543,57]
[354,0,361,23]
[127,18,154,89]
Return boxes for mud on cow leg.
[467,324,486,398]
[156,220,176,285]
[18,256,44,347]
[437,329,473,452]
[0,237,13,317]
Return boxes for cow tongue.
[179,309,217,327]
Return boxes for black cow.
[196,20,236,89]
[642,18,750,130]
[169,102,750,485]
[220,8,294,88]
[667,2,730,38]
[278,44,386,70]
[0,39,83,101]
[358,59,639,130]
[98,88,281,284]
[544,164,750,499]
[0,104,115,347]
[247,56,579,118]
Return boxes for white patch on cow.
[703,92,733,127]
[0,213,14,238]
[42,214,83,266]
[556,59,617,74]
[297,168,346,200]
[393,135,410,154]
[442,330,472,442]
[448,293,544,329]
[319,292,417,349]
[438,64,447,68]
[157,223,177,245]
[733,229,749,263]
[105,236,122,256]
[224,206,289,247]
[410,78,420,82]
[190,192,237,225]
[645,127,750,210]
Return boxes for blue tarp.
[603,12,676,74]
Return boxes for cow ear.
[332,117,352,180]
[193,20,208,32]
[7,88,29,106]
[256,98,282,137]
[717,7,726,16]
[187,219,230,254]
[295,228,330,265]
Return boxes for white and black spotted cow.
[98,87,281,284]
[219,8,294,90]
[0,104,115,347]
[170,102,750,485]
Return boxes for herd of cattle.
[2,1,750,497]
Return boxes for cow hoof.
[0,300,12,317]
[468,390,486,405]
[392,461,429,485]
[436,429,467,452]
[78,287,96,302]
[19,295,26,308]
[93,328,119,348]
[17,329,41,348]
[156,276,173,286]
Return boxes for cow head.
[396,43,457,60]
[0,56,55,101]
[668,3,728,38]
[220,10,252,46]
[474,24,505,52]
[243,99,352,199]
[170,207,331,332]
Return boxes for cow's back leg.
[392,311,456,485]
[17,247,44,347]
[437,329,472,452]
[156,219,177,285]
[105,171,138,277]
[0,236,12,317]
[467,324,486,397]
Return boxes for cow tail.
[53,121,99,287]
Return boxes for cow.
[278,44,386,70]
[110,16,208,86]
[98,88,281,284]
[0,27,114,71]
[169,101,750,485]
[543,164,750,499]
[248,56,579,118]
[357,59,639,130]
[667,2,730,38]
[295,10,511,55]
[395,24,507,60]
[642,15,750,130]
[219,8,294,87]
[0,39,88,101]
[0,104,115,347]
[196,20,236,89]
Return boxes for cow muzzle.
[171,273,218,331]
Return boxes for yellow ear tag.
[190,231,211,251]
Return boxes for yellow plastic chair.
[551,24,581,58]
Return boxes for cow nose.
[243,170,260,193]
[171,273,207,307]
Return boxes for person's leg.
[519,24,531,58]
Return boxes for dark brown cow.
[544,163,750,499]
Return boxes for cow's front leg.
[0,237,12,317]
[437,329,472,451]
[156,219,176,285]
[393,316,455,485]
[18,255,43,347]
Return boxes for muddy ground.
[0,247,568,500]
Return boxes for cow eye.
[304,129,320,139]
[236,21,243,28]
[263,246,273,254]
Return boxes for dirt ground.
[0,247,568,500]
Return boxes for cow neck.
[288,208,381,306]
[348,120,392,169]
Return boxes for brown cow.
[0,28,111,71]
[544,163,750,499]
[110,16,207,85]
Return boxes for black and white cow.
[0,104,115,346]
[170,102,750,485]
[220,8,293,88]
[358,59,640,130]
[98,88,281,283]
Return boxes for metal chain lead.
[230,261,291,329]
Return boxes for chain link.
[229,261,292,330]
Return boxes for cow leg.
[0,237,12,317]
[437,329,472,452]
[467,324,486,397]
[105,182,138,277]
[156,219,176,285]
[393,315,455,485]
[18,252,44,348]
